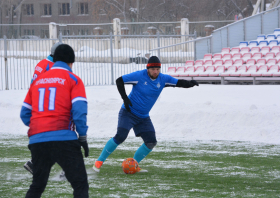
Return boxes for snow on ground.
[0,84,279,144]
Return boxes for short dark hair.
[53,44,75,63]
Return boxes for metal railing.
[0,33,196,90]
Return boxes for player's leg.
[56,140,89,198]
[133,117,157,165]
[93,108,136,172]
[25,142,55,198]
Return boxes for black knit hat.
[147,56,161,68]
[53,44,75,63]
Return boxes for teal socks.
[97,138,119,162]
[133,143,152,163]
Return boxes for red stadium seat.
[199,66,215,76]
[194,60,204,67]
[240,47,250,54]
[266,59,277,66]
[176,67,186,77]
[222,53,232,61]
[260,46,270,55]
[271,46,280,54]
[256,58,266,66]
[213,59,223,67]
[241,65,258,76]
[189,66,205,77]
[223,59,234,68]
[185,60,194,67]
[242,53,253,61]
[230,47,240,55]
[182,66,196,76]
[213,54,222,60]
[221,48,230,54]
[251,47,260,54]
[166,67,178,77]
[220,66,237,77]
[252,52,263,60]
[203,60,214,67]
[252,65,269,76]
[264,52,275,60]
[209,66,225,76]
[246,59,256,66]
[232,53,242,61]
[233,59,244,66]
[271,65,280,76]
[276,52,280,60]
[230,66,247,76]
[203,54,212,60]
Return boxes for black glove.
[79,135,89,157]
[123,97,132,112]
[190,80,199,86]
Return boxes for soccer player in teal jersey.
[93,56,199,172]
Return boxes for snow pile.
[0,85,279,144]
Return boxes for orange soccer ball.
[122,158,139,174]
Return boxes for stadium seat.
[248,40,258,48]
[185,60,194,67]
[209,66,225,76]
[203,54,212,60]
[199,66,215,76]
[189,66,205,77]
[240,47,250,55]
[269,40,278,47]
[232,53,242,61]
[266,59,277,66]
[272,65,280,76]
[194,60,204,67]
[264,52,275,60]
[176,67,186,77]
[203,60,214,67]
[239,41,248,48]
[230,66,247,76]
[257,35,266,41]
[266,34,276,41]
[252,65,269,76]
[246,59,256,66]
[261,46,271,55]
[273,28,280,36]
[223,59,233,68]
[259,40,269,48]
[252,52,262,60]
[230,47,240,55]
[233,59,244,66]
[212,54,222,61]
[222,54,232,61]
[241,65,258,76]
[220,66,237,77]
[166,67,178,77]
[276,52,280,60]
[242,53,253,61]
[271,46,280,54]
[213,59,223,67]
[277,35,280,41]
[256,58,266,66]
[181,66,196,76]
[221,48,230,54]
[251,47,260,54]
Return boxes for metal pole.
[110,32,114,85]
[194,31,197,61]
[4,35,8,90]
[157,31,160,59]
[59,32,62,42]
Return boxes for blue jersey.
[122,69,178,118]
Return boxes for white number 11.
[38,87,57,111]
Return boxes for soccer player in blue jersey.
[93,56,199,172]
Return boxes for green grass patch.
[0,134,280,197]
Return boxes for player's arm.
[70,77,89,157]
[116,76,132,112]
[176,79,199,88]
[20,91,32,126]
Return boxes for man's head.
[53,44,75,64]
[50,42,63,56]
[146,56,161,79]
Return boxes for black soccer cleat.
[24,160,33,175]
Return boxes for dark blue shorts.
[114,108,156,144]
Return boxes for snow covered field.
[1,84,279,145]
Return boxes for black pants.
[26,140,89,198]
